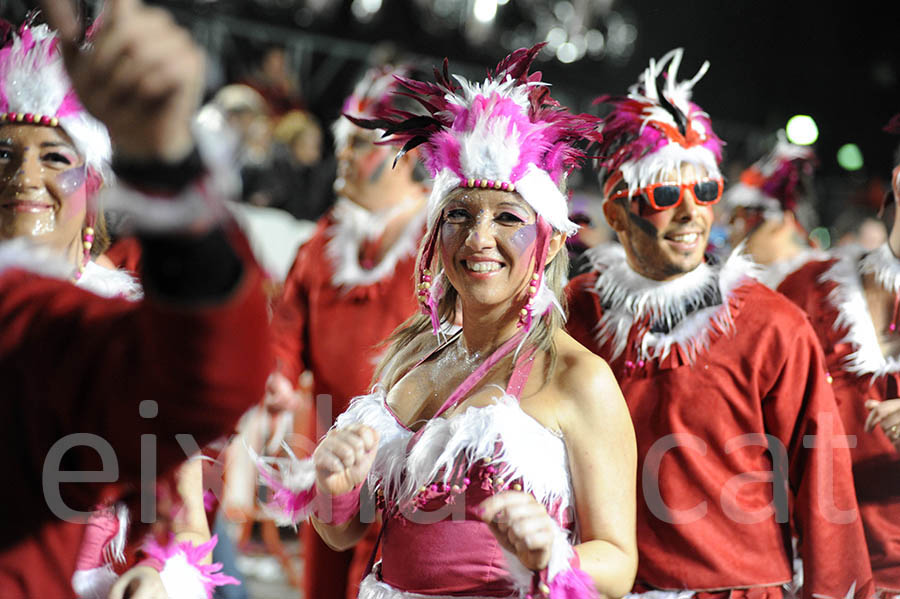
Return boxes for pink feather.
[548,567,601,599]
[142,534,240,597]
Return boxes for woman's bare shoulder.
[550,330,627,427]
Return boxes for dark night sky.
[3,0,898,182]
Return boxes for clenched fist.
[313,423,379,497]
[479,490,557,571]
[41,0,205,162]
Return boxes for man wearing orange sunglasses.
[566,49,872,599]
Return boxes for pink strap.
[505,349,536,397]
[433,330,528,419]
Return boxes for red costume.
[779,243,900,593]
[0,229,271,598]
[271,199,422,599]
[566,244,874,599]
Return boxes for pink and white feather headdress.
[350,44,600,237]
[332,64,412,154]
[596,48,723,198]
[724,131,816,219]
[350,44,601,335]
[0,19,112,180]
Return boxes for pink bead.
[463,477,471,485]
[891,323,896,332]
[637,360,645,367]
[84,234,94,242]
[23,113,34,123]
[429,484,438,492]
[474,179,481,188]
[486,465,496,474]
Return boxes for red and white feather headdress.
[596,48,723,198]
[724,132,817,218]
[0,20,111,180]
[332,63,413,154]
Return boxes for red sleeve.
[762,318,874,599]
[565,272,601,348]
[269,238,312,386]
[1,233,272,514]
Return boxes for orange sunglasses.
[609,178,724,211]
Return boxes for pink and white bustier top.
[338,388,579,598]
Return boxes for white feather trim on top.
[583,243,758,362]
[326,197,425,288]
[820,243,900,377]
[336,390,573,518]
[78,262,142,301]
[618,142,722,197]
[754,248,829,290]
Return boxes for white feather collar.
[78,262,142,301]
[582,243,759,362]
[820,243,900,377]
[336,390,572,515]
[325,198,424,289]
[0,239,141,301]
[754,248,829,290]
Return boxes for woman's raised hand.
[313,423,379,496]
[479,490,557,571]
[40,0,205,163]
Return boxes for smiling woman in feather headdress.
[0,15,140,297]
[256,44,638,599]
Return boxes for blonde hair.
[273,110,321,146]
[373,204,569,391]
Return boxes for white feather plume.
[0,25,112,178]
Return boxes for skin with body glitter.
[439,188,541,310]
[0,124,88,264]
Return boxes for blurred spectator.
[211,83,273,168]
[242,110,336,221]
[240,46,305,116]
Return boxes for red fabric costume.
[0,231,271,598]
[779,243,900,593]
[565,244,873,599]
[270,203,422,599]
